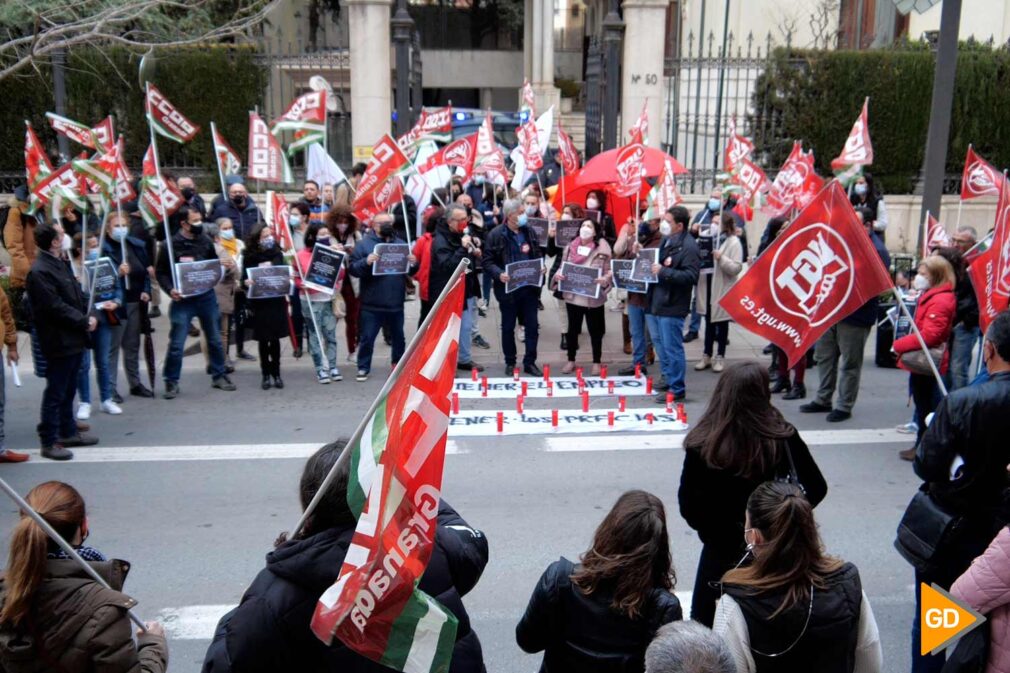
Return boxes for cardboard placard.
[372,242,411,275]
[559,261,601,299]
[505,258,544,293]
[304,244,347,294]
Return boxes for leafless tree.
[808,0,840,50]
[0,0,280,81]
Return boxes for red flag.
[971,249,1006,335]
[91,116,115,153]
[212,122,242,177]
[266,191,294,251]
[764,142,819,217]
[981,177,1010,332]
[516,120,544,172]
[831,98,873,171]
[145,84,200,143]
[613,142,645,198]
[627,101,649,145]
[520,79,537,117]
[398,107,454,156]
[734,157,770,204]
[473,114,509,184]
[32,162,83,209]
[24,122,53,188]
[417,134,477,181]
[353,135,411,222]
[139,144,184,228]
[794,150,825,211]
[556,120,580,174]
[719,181,893,368]
[723,117,754,173]
[923,213,950,258]
[248,111,292,183]
[961,146,1003,200]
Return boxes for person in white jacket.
[713,482,882,673]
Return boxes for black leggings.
[566,304,605,363]
[703,317,729,357]
[258,339,281,377]
[234,292,249,354]
[691,543,747,627]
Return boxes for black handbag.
[941,621,989,673]
[895,488,963,573]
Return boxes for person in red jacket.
[412,205,441,326]
[893,255,957,460]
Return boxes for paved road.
[0,298,933,672]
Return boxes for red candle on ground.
[647,413,654,425]
[582,391,590,412]
[600,364,608,379]
[608,411,615,426]
[513,367,520,381]
[666,391,673,413]
[576,367,583,381]
[547,381,554,397]
[543,364,550,381]
[677,403,687,423]
[646,377,653,394]
[471,368,478,382]
[521,381,528,396]
[552,409,559,427]
[451,392,459,414]
[635,364,641,379]
[496,411,504,433]
[608,380,615,394]
[619,396,626,412]
[516,395,524,414]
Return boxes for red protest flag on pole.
[922,213,950,258]
[473,114,509,185]
[397,106,454,158]
[416,134,477,182]
[138,144,184,229]
[516,120,544,172]
[627,101,649,145]
[613,142,645,198]
[961,145,1003,200]
[733,157,771,205]
[764,141,822,217]
[145,83,200,144]
[556,119,580,174]
[353,134,411,222]
[248,111,293,184]
[520,78,537,119]
[309,270,467,673]
[977,175,1010,333]
[831,98,873,185]
[719,181,893,368]
[24,122,53,188]
[723,117,754,174]
[265,191,295,251]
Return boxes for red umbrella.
[550,171,651,228]
[576,147,687,185]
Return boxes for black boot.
[262,376,272,390]
[769,377,790,394]
[273,375,284,389]
[783,383,807,400]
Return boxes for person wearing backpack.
[3,185,38,290]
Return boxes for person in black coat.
[678,361,827,627]
[430,204,484,372]
[25,221,99,460]
[202,440,489,673]
[243,222,290,390]
[517,490,682,673]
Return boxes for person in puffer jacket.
[952,526,1010,673]
[202,440,488,673]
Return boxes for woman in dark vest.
[516,490,682,672]
[714,482,882,673]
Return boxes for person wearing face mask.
[286,203,313,359]
[552,218,613,375]
[614,213,661,376]
[26,222,99,460]
[432,204,486,373]
[204,218,242,375]
[156,205,238,399]
[464,175,489,214]
[209,180,261,242]
[242,223,291,390]
[348,213,419,382]
[892,255,957,461]
[412,206,440,326]
[849,173,887,240]
[100,211,153,401]
[714,481,881,673]
[328,206,362,361]
[70,234,97,424]
[694,213,743,374]
[293,222,343,384]
[646,206,700,404]
[934,243,980,392]
[448,178,465,203]
[547,204,585,350]
[177,176,207,218]
[583,190,618,248]
[679,361,826,627]
[80,232,126,418]
[299,180,326,227]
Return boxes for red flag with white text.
[764,142,823,217]
[248,111,293,184]
[24,122,53,188]
[961,146,1002,200]
[516,120,544,172]
[556,120,580,174]
[978,177,1010,332]
[473,114,508,184]
[723,117,754,174]
[613,142,645,198]
[831,98,873,185]
[266,191,294,251]
[398,107,454,158]
[353,135,411,222]
[733,157,770,206]
[628,101,649,145]
[719,181,893,368]
[139,144,184,228]
[520,79,537,118]
[212,122,243,177]
[923,213,950,258]
[417,134,477,181]
[145,84,200,143]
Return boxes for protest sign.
[448,408,688,437]
[247,265,292,299]
[176,259,222,297]
[505,258,544,293]
[304,244,346,294]
[611,260,648,294]
[554,219,582,248]
[697,235,715,273]
[584,209,603,224]
[526,217,550,248]
[559,261,601,299]
[453,375,650,398]
[630,248,659,283]
[85,257,119,308]
[371,243,411,276]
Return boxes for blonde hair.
[922,255,956,289]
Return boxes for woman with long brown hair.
[679,361,827,627]
[516,490,682,672]
[714,482,882,673]
[0,481,168,672]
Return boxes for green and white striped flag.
[145,83,200,144]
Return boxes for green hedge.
[751,42,1010,194]
[2,45,267,190]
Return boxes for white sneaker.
[712,356,725,373]
[76,403,92,420]
[895,422,918,435]
[346,351,357,363]
[101,399,123,415]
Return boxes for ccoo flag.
[398,107,454,158]
[723,117,754,174]
[352,135,411,223]
[248,112,293,184]
[719,181,893,368]
[271,91,327,156]
[311,274,466,673]
[145,83,200,144]
[139,144,184,228]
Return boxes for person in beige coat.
[695,213,743,373]
[551,218,613,375]
[4,189,38,289]
[201,218,242,372]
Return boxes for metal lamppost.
[601,0,624,150]
[392,0,415,137]
[52,48,71,162]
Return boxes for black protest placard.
[372,243,411,276]
[505,258,544,293]
[559,261,601,299]
[554,219,582,248]
[526,217,550,248]
[584,209,603,224]
[697,235,715,272]
[176,259,222,297]
[247,265,292,299]
[611,260,648,294]
[304,244,346,294]
[630,248,659,283]
[85,257,119,307]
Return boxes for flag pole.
[145,82,179,290]
[892,286,949,397]
[291,258,470,538]
[409,162,446,208]
[920,210,930,260]
[0,476,147,631]
[211,121,228,203]
[398,175,413,247]
[290,247,330,372]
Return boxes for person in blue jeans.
[614,216,661,376]
[348,213,418,381]
[645,206,700,403]
[77,230,126,416]
[156,206,237,399]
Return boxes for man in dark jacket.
[156,206,237,399]
[646,206,700,403]
[484,199,545,377]
[909,309,1010,671]
[800,209,890,422]
[949,225,981,390]
[349,213,418,381]
[178,176,207,219]
[431,204,484,373]
[25,222,99,460]
[208,180,261,241]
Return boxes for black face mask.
[190,224,204,236]
[181,187,196,200]
[379,224,395,239]
[231,195,245,206]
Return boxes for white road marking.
[541,427,910,452]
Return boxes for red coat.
[892,283,956,374]
[412,232,434,301]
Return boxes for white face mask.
[110,226,128,242]
[659,220,673,236]
[913,273,930,291]
[220,229,235,241]
[586,198,599,210]
[524,204,537,216]
[579,225,595,241]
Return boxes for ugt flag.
[976,177,1010,333]
[723,117,754,174]
[613,142,645,198]
[961,145,1002,200]
[311,274,466,673]
[416,134,477,181]
[556,119,580,174]
[145,83,200,144]
[923,213,950,258]
[831,98,873,186]
[397,107,454,158]
[719,181,892,368]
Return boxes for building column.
[621,0,669,148]
[347,0,392,161]
[526,0,560,114]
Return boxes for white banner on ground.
[447,408,688,436]
[453,376,652,398]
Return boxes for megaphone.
[309,76,339,112]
